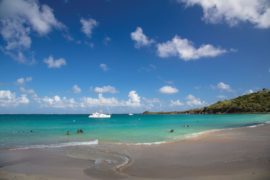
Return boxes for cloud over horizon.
[16,77,32,85]
[0,90,29,107]
[72,85,81,94]
[94,86,118,94]
[170,99,184,106]
[186,94,205,106]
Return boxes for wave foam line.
[132,141,168,145]
[183,129,223,139]
[248,121,270,128]
[115,141,168,146]
[113,122,270,146]
[248,124,264,128]
[10,140,98,150]
[185,121,270,138]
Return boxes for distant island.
[143,89,270,114]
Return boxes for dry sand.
[1,124,270,180]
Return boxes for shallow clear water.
[0,114,270,148]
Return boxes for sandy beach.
[1,124,270,180]
[0,0,269,179]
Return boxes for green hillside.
[202,89,270,114]
[143,89,270,114]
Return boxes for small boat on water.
[128,113,134,116]
[89,112,111,118]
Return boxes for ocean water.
[0,114,270,149]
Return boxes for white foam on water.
[10,139,98,150]
[248,121,270,128]
[184,129,223,139]
[248,124,263,128]
[132,141,168,145]
[184,121,270,139]
[114,141,168,146]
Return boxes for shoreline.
[1,123,270,179]
[2,112,269,114]
[5,120,270,150]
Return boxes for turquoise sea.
[0,114,270,149]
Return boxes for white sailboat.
[89,112,111,119]
[128,113,134,116]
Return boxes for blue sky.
[0,0,270,113]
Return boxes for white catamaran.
[88,112,111,119]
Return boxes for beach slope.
[1,125,270,180]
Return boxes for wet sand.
[1,124,270,180]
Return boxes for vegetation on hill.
[143,89,270,114]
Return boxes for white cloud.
[94,85,117,94]
[157,36,227,60]
[142,97,160,108]
[159,86,179,94]
[131,27,154,48]
[170,100,184,106]
[44,55,66,68]
[0,18,31,50]
[12,88,142,109]
[186,94,205,106]
[244,89,254,94]
[81,94,121,107]
[41,95,77,108]
[0,90,29,107]
[18,94,30,104]
[0,0,63,62]
[19,87,38,100]
[16,76,32,85]
[81,91,141,108]
[80,18,98,38]
[126,90,141,107]
[19,87,35,94]
[72,85,81,94]
[0,90,16,106]
[0,0,63,34]
[180,0,270,29]
[100,63,109,71]
[216,82,231,91]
